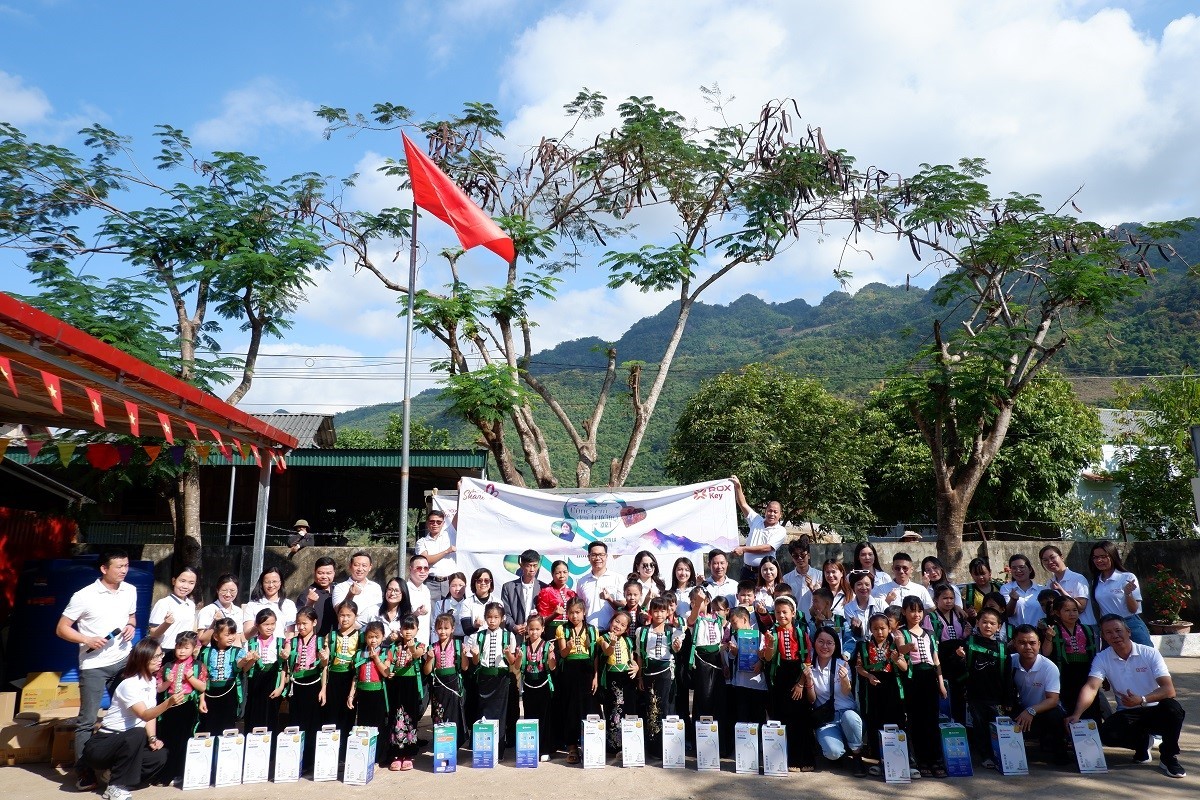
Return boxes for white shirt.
[842,595,886,639]
[406,579,432,645]
[811,657,856,712]
[1011,653,1061,709]
[871,580,934,610]
[416,531,457,578]
[1048,568,1095,626]
[459,592,500,635]
[703,576,738,608]
[1000,581,1046,626]
[99,675,156,732]
[331,578,383,626]
[576,570,623,631]
[434,595,465,637]
[743,511,788,569]
[197,601,244,632]
[782,566,822,614]
[242,596,297,633]
[63,580,137,670]
[1092,570,1142,617]
[148,594,196,649]
[1089,642,1170,710]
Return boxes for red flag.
[26,440,44,460]
[40,371,63,413]
[0,356,17,397]
[250,444,262,467]
[86,443,121,470]
[143,445,161,465]
[185,420,199,440]
[401,132,515,263]
[123,400,140,437]
[85,387,106,427]
[157,412,175,444]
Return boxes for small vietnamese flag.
[209,429,224,450]
[0,356,17,397]
[123,400,140,436]
[156,412,174,444]
[185,420,199,441]
[402,132,515,263]
[40,371,63,413]
[85,387,106,427]
[250,444,262,467]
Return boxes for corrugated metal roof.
[252,414,336,448]
[1096,408,1154,442]
[4,447,488,470]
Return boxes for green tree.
[865,372,1104,529]
[870,158,1194,572]
[336,412,451,449]
[1112,372,1200,538]
[0,122,342,566]
[665,363,870,526]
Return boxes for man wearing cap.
[415,509,456,606]
[730,475,789,581]
[287,519,311,558]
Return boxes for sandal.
[400,759,414,771]
[867,764,881,776]
[918,765,933,778]
[982,757,996,770]
[800,765,815,772]
[389,759,404,771]
[932,765,948,778]
[566,746,581,764]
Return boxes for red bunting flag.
[209,429,224,449]
[143,445,161,465]
[84,387,106,427]
[123,400,140,436]
[156,412,174,444]
[26,440,45,460]
[185,420,199,440]
[0,356,17,397]
[40,371,63,413]
[401,132,515,263]
[250,444,262,467]
[86,443,121,470]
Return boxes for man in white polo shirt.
[56,549,138,790]
[871,552,935,609]
[730,475,789,581]
[415,509,456,606]
[1009,624,1070,765]
[1067,614,1186,779]
[575,540,623,631]
[331,550,383,626]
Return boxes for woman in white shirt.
[1088,540,1152,646]
[810,627,865,776]
[197,574,244,645]
[147,566,197,658]
[459,568,503,636]
[81,638,190,800]
[1000,554,1045,627]
[242,567,297,639]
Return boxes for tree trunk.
[173,468,203,571]
[935,489,969,578]
[477,419,526,487]
[510,403,558,488]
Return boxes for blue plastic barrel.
[5,556,155,684]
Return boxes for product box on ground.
[515,719,539,768]
[661,715,686,769]
[472,718,499,768]
[1069,720,1108,774]
[49,721,74,765]
[273,726,303,783]
[0,720,54,765]
[313,725,341,782]
[182,732,214,790]
[581,715,606,769]
[761,721,788,777]
[433,723,457,773]
[621,716,645,768]
[694,716,720,772]
[879,725,911,784]
[344,726,378,785]
[214,728,244,787]
[989,717,1029,776]
[734,722,759,774]
[939,722,973,777]
[241,727,272,784]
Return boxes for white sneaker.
[102,787,132,800]
[539,754,550,762]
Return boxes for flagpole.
[398,199,418,577]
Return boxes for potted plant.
[1143,564,1193,635]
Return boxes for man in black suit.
[500,549,546,746]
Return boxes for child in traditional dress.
[637,596,680,758]
[962,558,1002,626]
[855,613,906,765]
[243,608,288,733]
[197,618,253,734]
[898,595,948,777]
[389,614,427,770]
[925,583,969,723]
[1041,594,1104,722]
[724,606,766,726]
[156,630,203,785]
[320,600,360,761]
[598,609,639,752]
[468,602,518,759]
[760,595,816,771]
[686,586,726,726]
[348,621,392,766]
[424,613,467,745]
[556,597,598,763]
[622,581,649,630]
[957,607,1009,768]
[520,614,556,761]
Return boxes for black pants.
[1099,701,1185,759]
[83,729,168,789]
[1027,706,1069,761]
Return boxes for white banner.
[432,478,737,589]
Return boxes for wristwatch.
[1026,707,1037,717]
[147,735,158,744]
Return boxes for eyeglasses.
[412,566,430,572]
[427,520,443,525]
[477,578,493,584]
[894,565,912,572]
[639,562,654,570]
[588,553,606,560]
[386,586,403,592]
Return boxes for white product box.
[734,722,759,774]
[581,714,606,769]
[214,729,244,787]
[761,721,788,777]
[472,718,499,768]
[272,726,304,783]
[990,717,1029,776]
[879,725,912,784]
[343,726,378,785]
[621,717,645,767]
[182,732,214,791]
[694,716,720,772]
[313,725,341,782]
[241,727,272,784]
[662,715,686,769]
[1069,720,1108,775]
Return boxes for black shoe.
[75,768,97,791]
[1133,746,1151,764]
[1161,756,1186,779]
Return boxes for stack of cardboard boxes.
[1,672,83,767]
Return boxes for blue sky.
[3,0,1198,413]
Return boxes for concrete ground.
[7,657,1198,798]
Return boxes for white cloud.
[0,71,52,125]
[192,78,326,149]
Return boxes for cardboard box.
[662,715,686,769]
[879,725,911,784]
[736,630,760,672]
[939,722,973,777]
[990,717,1029,776]
[761,721,788,777]
[0,693,17,725]
[50,721,75,765]
[241,728,272,784]
[621,717,645,768]
[182,733,214,790]
[0,721,53,765]
[694,717,720,772]
[273,727,304,783]
[313,726,340,782]
[1069,720,1108,774]
[434,723,458,773]
[472,718,499,768]
[515,719,539,768]
[214,729,244,787]
[17,673,63,714]
[344,726,378,785]
[734,722,759,774]
[581,715,606,769]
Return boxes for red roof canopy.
[0,292,297,450]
